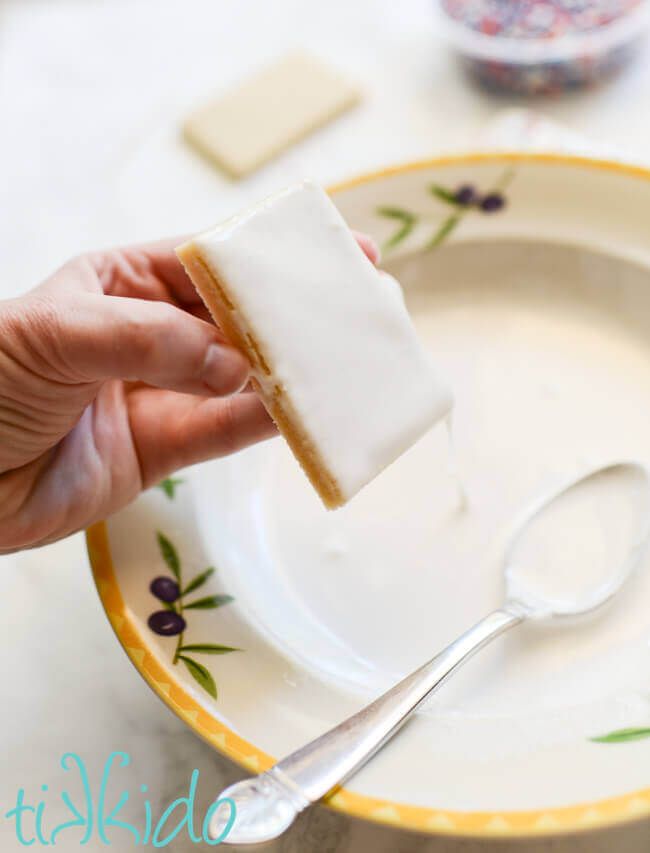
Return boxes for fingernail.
[201,343,249,396]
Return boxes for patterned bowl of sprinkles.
[436,0,650,94]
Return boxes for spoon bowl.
[504,462,650,618]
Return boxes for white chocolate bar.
[183,53,360,178]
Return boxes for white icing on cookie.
[187,180,453,504]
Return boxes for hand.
[0,233,379,552]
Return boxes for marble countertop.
[2,1,650,850]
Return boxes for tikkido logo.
[5,752,236,847]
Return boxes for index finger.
[105,228,381,309]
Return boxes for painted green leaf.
[590,728,650,743]
[376,206,417,250]
[376,205,415,219]
[156,532,181,581]
[179,644,240,655]
[181,567,215,598]
[157,477,184,499]
[161,600,178,613]
[178,655,217,699]
[427,214,460,249]
[384,222,414,249]
[184,594,234,610]
[430,185,459,205]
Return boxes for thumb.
[36,292,250,397]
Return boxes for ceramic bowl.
[88,153,650,845]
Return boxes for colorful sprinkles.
[439,0,647,93]
[442,0,642,38]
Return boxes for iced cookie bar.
[176,181,452,508]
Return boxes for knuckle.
[123,315,157,365]
[119,302,176,366]
[3,294,68,375]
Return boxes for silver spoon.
[208,461,650,845]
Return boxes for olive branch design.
[377,165,515,253]
[147,532,240,699]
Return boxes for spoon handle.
[274,604,525,803]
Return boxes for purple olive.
[480,193,505,212]
[150,576,180,603]
[455,185,478,206]
[148,610,186,636]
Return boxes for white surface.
[2,0,650,850]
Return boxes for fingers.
[40,227,380,400]
[98,237,203,306]
[33,291,250,397]
[353,232,381,266]
[127,388,278,487]
[92,230,381,307]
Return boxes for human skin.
[0,233,379,553]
